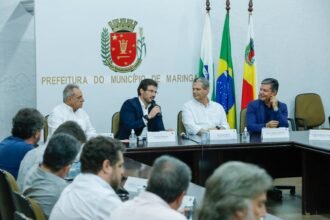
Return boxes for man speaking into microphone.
[246,78,288,134]
[116,79,165,140]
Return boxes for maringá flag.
[198,13,215,101]
[216,12,236,129]
[241,13,257,109]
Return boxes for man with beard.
[50,136,125,220]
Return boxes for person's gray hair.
[63,84,80,102]
[261,78,279,93]
[193,77,209,89]
[146,155,191,203]
[197,161,272,220]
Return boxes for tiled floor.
[267,178,330,220]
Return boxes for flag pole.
[206,0,211,13]
[226,0,230,13]
[248,0,253,14]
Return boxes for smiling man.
[246,78,288,134]
[182,77,229,136]
[116,79,165,140]
[48,84,96,139]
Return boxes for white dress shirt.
[110,191,186,220]
[50,173,122,220]
[182,99,229,135]
[48,103,96,139]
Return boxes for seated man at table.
[182,77,229,135]
[110,155,191,220]
[197,161,272,220]
[0,108,44,179]
[50,136,125,220]
[48,84,96,139]
[246,78,288,134]
[17,121,87,189]
[116,79,165,140]
[22,133,80,218]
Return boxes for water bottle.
[129,129,137,148]
[242,127,250,143]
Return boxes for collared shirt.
[17,142,47,190]
[48,103,96,139]
[138,97,150,138]
[22,166,67,219]
[50,173,122,220]
[110,191,186,220]
[0,136,34,179]
[182,99,229,135]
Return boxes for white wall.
[1,0,330,139]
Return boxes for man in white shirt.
[48,84,96,139]
[50,136,125,220]
[110,155,191,220]
[17,121,86,189]
[182,77,229,135]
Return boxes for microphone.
[150,100,162,117]
[180,132,199,144]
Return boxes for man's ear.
[102,159,112,174]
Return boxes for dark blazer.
[116,97,165,140]
[246,99,288,134]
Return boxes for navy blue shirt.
[0,136,34,179]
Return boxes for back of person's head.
[146,155,191,203]
[80,136,125,174]
[63,84,80,102]
[11,108,44,139]
[197,161,272,220]
[43,133,80,172]
[54,121,87,143]
[193,77,209,89]
[137,78,158,96]
[261,78,279,93]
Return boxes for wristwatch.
[143,115,149,121]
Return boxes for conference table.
[123,131,330,215]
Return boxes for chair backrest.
[111,112,120,136]
[295,93,325,129]
[0,169,20,220]
[239,108,247,134]
[177,111,186,136]
[43,115,49,142]
[15,211,33,220]
[12,191,45,220]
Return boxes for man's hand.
[148,106,161,119]
[266,120,279,128]
[270,96,278,111]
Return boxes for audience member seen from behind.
[17,120,86,189]
[116,78,165,140]
[48,84,96,139]
[197,161,272,220]
[182,77,229,136]
[22,133,80,218]
[110,155,191,220]
[246,78,288,134]
[0,108,44,178]
[50,136,125,220]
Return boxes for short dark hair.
[146,155,191,203]
[54,121,87,143]
[261,78,279,93]
[43,133,80,172]
[11,108,44,139]
[80,136,125,174]
[193,77,209,89]
[63,84,80,102]
[137,79,158,96]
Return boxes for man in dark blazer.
[116,79,165,140]
[246,78,288,134]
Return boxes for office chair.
[43,115,49,142]
[112,112,120,137]
[294,93,325,130]
[177,111,186,136]
[240,108,247,133]
[0,169,20,220]
[15,211,33,220]
[12,191,45,220]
